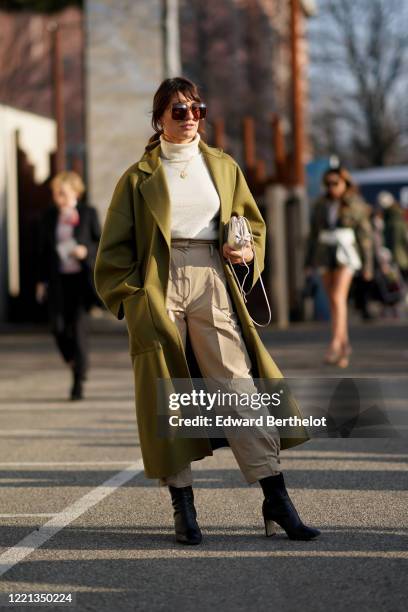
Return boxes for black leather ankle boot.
[260,472,321,540]
[70,372,83,401]
[168,485,202,545]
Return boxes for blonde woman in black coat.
[35,171,101,400]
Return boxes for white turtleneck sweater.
[159,132,220,239]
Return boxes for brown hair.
[145,77,206,152]
[322,166,359,197]
[50,171,86,198]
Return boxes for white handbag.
[225,215,272,327]
[318,228,362,271]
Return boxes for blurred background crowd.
[0,0,407,382]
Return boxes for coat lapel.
[48,206,58,245]
[49,202,85,245]
[137,138,229,252]
[73,200,85,242]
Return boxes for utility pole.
[265,1,315,325]
[163,0,181,77]
[49,21,66,173]
[290,0,305,186]
[288,0,309,320]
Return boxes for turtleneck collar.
[159,131,201,161]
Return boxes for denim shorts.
[318,245,354,274]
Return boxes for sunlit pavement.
[0,315,406,611]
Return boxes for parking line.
[0,459,144,578]
[0,462,134,466]
[0,429,135,436]
[0,406,131,411]
[0,514,57,518]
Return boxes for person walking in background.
[35,171,101,400]
[353,205,377,321]
[377,191,408,285]
[304,166,374,368]
[370,192,408,318]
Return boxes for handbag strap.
[226,215,272,327]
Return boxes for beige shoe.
[336,346,350,368]
[344,343,352,356]
[323,346,342,364]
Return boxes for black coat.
[35,199,102,323]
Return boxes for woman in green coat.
[94,77,320,544]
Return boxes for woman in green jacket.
[95,77,320,545]
[304,167,374,368]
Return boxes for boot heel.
[264,518,277,537]
[260,473,321,541]
[168,485,202,545]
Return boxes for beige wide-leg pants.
[161,238,281,487]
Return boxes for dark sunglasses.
[171,102,207,121]
[325,180,340,187]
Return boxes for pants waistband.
[170,238,219,247]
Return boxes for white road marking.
[282,451,408,458]
[0,429,135,436]
[1,459,406,471]
[0,514,57,518]
[0,405,131,411]
[0,461,134,466]
[0,459,144,578]
[67,550,408,559]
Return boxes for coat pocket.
[123,288,161,354]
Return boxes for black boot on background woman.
[168,485,202,545]
[69,362,85,401]
[260,472,321,540]
[70,372,83,401]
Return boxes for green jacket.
[94,138,309,480]
[383,204,408,271]
[304,193,374,276]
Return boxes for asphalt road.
[0,315,407,611]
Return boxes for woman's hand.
[222,242,254,265]
[35,282,47,303]
[362,269,373,282]
[71,244,88,260]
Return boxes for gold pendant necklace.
[161,132,198,177]
[179,154,196,178]
[164,154,196,178]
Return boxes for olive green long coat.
[94,138,309,479]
